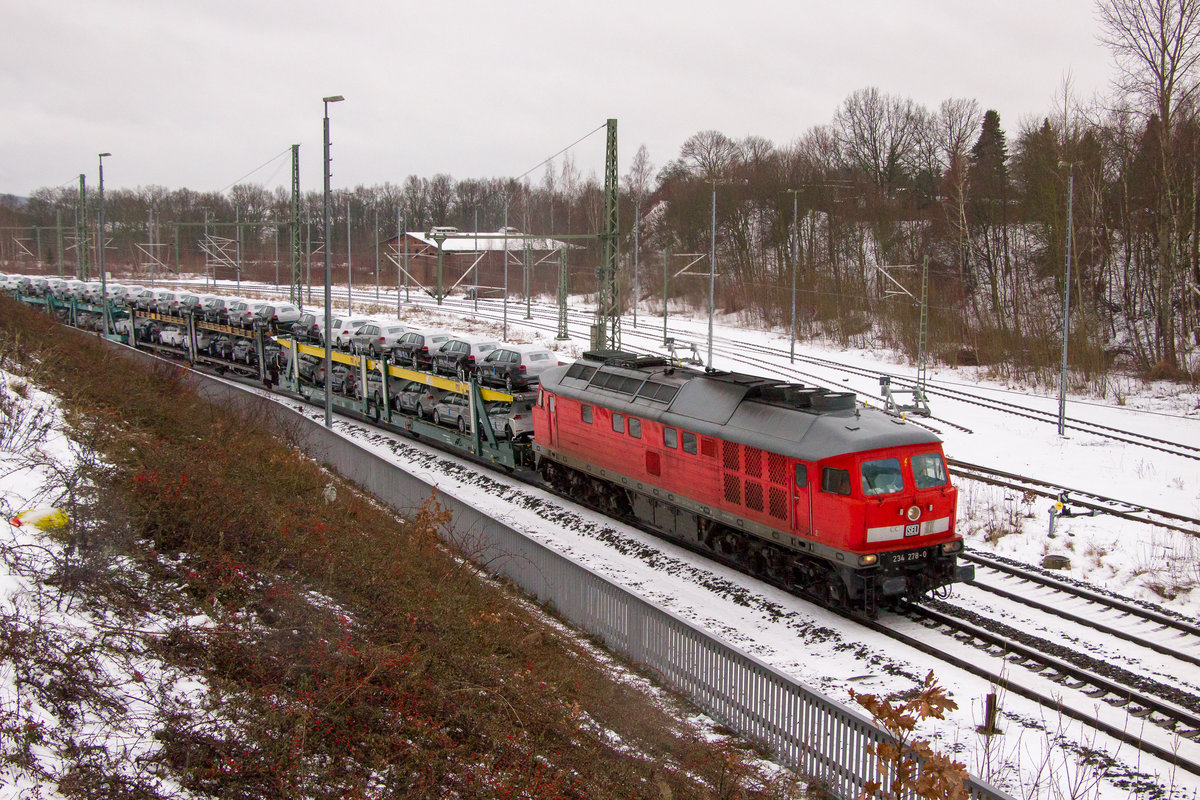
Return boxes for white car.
[116,284,145,304]
[158,325,187,347]
[330,317,372,350]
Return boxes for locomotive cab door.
[547,395,557,447]
[793,463,812,537]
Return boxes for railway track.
[965,550,1200,663]
[99,302,1200,785]
[949,459,1200,536]
[867,598,1200,777]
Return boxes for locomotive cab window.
[861,458,904,495]
[912,452,948,489]
[663,427,677,448]
[581,404,593,424]
[821,467,852,496]
[681,431,697,454]
[794,464,807,489]
[628,417,642,439]
[612,412,625,433]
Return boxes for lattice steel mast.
[290,144,303,307]
[592,118,620,350]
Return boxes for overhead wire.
[217,147,292,194]
[512,122,607,184]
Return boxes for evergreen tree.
[968,110,1009,200]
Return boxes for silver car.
[154,290,182,314]
[432,336,501,380]
[255,303,302,327]
[350,322,409,357]
[132,288,158,309]
[476,344,559,391]
[430,394,532,440]
[230,301,270,326]
[177,293,204,315]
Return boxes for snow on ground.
[167,279,1200,796]
[0,367,210,799]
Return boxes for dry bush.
[850,670,969,799]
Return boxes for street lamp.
[1058,161,1074,437]
[632,197,641,329]
[707,178,723,368]
[202,207,210,290]
[98,152,111,336]
[787,188,799,364]
[323,94,344,429]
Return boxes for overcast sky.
[1,0,1116,197]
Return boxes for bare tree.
[679,130,741,178]
[559,154,581,232]
[937,98,983,291]
[428,174,454,227]
[833,87,929,199]
[1099,0,1200,128]
[1098,0,1200,368]
[938,97,983,169]
[622,144,654,206]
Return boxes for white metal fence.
[144,351,1013,800]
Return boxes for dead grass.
[0,295,805,799]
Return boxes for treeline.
[10,0,1200,385]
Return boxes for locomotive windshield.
[861,458,904,495]
[912,452,949,489]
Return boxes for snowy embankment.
[0,369,214,798]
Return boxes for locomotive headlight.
[941,540,964,554]
[858,554,878,566]
[906,505,921,522]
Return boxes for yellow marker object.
[9,507,68,531]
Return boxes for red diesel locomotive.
[532,351,972,614]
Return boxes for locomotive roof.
[541,351,941,461]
